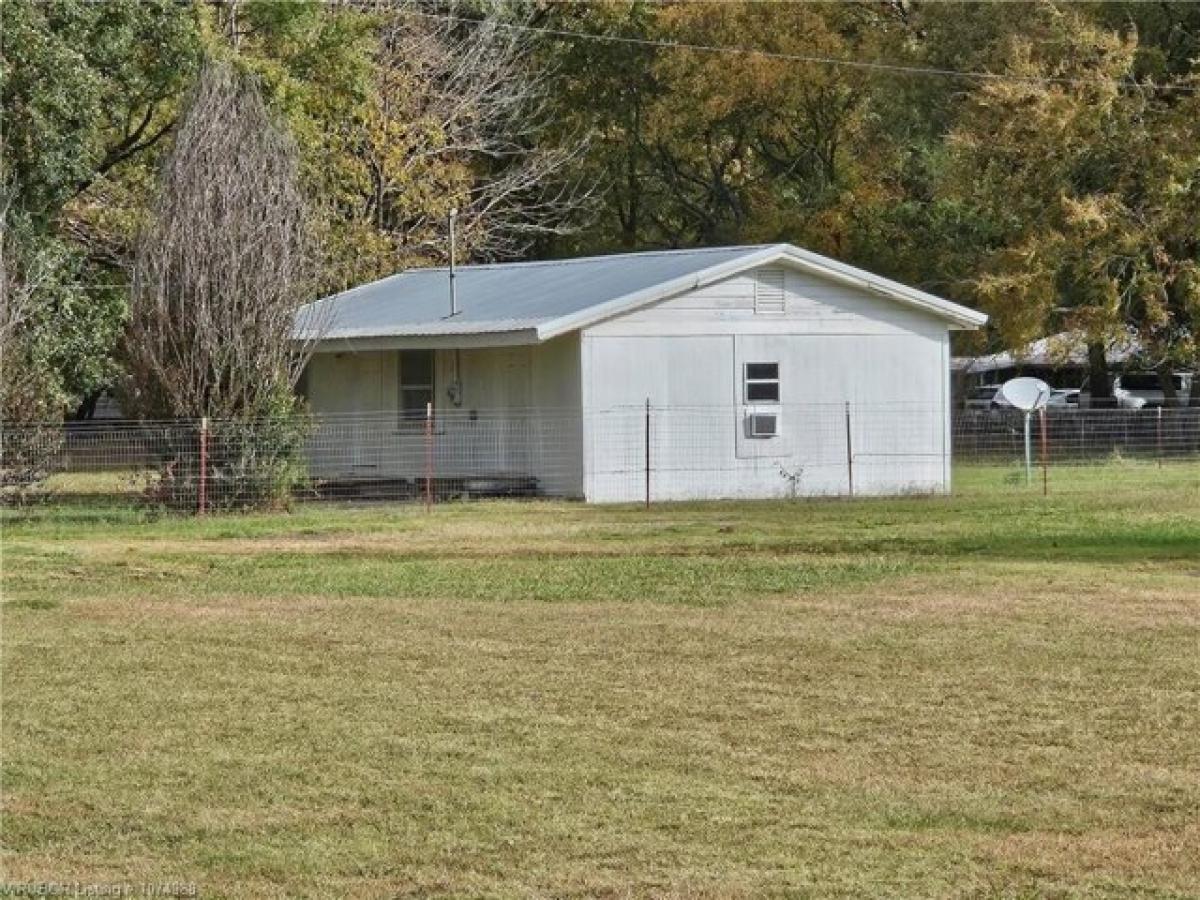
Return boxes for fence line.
[3,404,1199,511]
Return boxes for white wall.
[581,264,952,502]
[528,334,584,496]
[302,335,583,496]
[301,261,955,504]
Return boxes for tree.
[125,59,318,421]
[536,0,659,251]
[542,2,912,255]
[124,58,327,508]
[940,3,1200,402]
[313,3,591,288]
[0,214,78,488]
[0,207,126,421]
[0,0,202,417]
[8,0,1200,421]
[1,0,200,226]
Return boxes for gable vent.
[754,268,786,314]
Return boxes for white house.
[294,244,986,502]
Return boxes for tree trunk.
[621,98,642,249]
[1158,367,1178,407]
[73,391,101,421]
[1087,341,1114,407]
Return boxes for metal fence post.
[844,401,854,498]
[1039,407,1049,496]
[644,398,651,509]
[1157,406,1164,467]
[424,401,434,511]
[197,416,209,516]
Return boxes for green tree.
[543,2,914,255]
[1,0,201,417]
[1,0,199,224]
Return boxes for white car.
[1113,373,1193,408]
[1113,386,1147,410]
[1080,384,1149,409]
[1047,389,1080,408]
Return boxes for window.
[754,268,785,314]
[744,362,780,403]
[1119,373,1160,391]
[399,350,435,423]
[1120,372,1188,392]
[295,363,310,401]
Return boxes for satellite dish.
[999,377,1051,412]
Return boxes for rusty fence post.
[424,401,434,512]
[644,398,651,509]
[197,416,209,516]
[1157,406,1164,467]
[1039,407,1049,496]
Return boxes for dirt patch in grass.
[987,822,1200,891]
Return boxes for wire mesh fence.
[2,403,1198,513]
[955,406,1200,462]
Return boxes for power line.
[406,8,1198,95]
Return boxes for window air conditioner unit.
[746,410,780,438]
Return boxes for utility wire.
[406,8,1198,94]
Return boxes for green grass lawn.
[2,464,1199,897]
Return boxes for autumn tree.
[312,3,591,288]
[940,3,1200,402]
[542,2,909,254]
[8,0,1200,416]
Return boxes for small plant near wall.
[141,405,312,514]
[778,464,804,499]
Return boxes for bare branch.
[334,1,594,280]
[126,59,326,420]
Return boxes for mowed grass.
[2,463,1199,897]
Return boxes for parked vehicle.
[964,384,1006,410]
[966,382,1081,411]
[1113,372,1194,408]
[1047,389,1080,408]
[1113,386,1147,410]
[1078,376,1191,408]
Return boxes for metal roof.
[296,243,987,345]
[953,330,1141,374]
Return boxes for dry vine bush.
[127,59,327,510]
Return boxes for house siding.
[580,264,951,502]
[302,258,959,504]
[302,334,583,496]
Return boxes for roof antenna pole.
[448,207,459,317]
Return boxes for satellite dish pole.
[999,377,1051,485]
[447,207,459,317]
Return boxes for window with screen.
[744,362,780,403]
[399,350,435,423]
